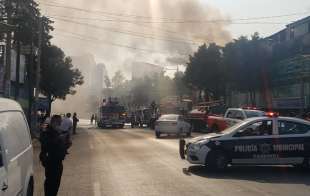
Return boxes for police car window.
[235,120,273,137]
[278,121,310,135]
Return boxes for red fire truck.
[98,98,127,128]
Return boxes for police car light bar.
[242,106,258,110]
[265,112,279,118]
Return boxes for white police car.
[180,113,310,170]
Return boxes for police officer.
[40,115,67,196]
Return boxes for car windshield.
[244,110,265,118]
[159,115,178,121]
[101,106,125,113]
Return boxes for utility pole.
[14,0,21,100]
[3,0,12,97]
[33,16,42,134]
[14,32,21,100]
[35,17,42,105]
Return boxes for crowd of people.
[39,112,79,196]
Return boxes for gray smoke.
[40,0,232,115]
[40,0,231,72]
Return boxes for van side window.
[0,112,31,161]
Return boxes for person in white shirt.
[60,113,73,135]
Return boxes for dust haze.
[38,0,232,116]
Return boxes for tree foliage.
[111,70,125,88]
[184,33,272,105]
[40,45,84,109]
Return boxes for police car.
[179,113,310,170]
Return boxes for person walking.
[91,114,95,124]
[40,115,67,196]
[72,112,79,134]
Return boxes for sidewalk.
[33,125,88,196]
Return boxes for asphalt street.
[33,122,310,196]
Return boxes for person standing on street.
[40,115,67,196]
[60,113,73,135]
[91,114,95,124]
[60,113,73,153]
[72,112,79,134]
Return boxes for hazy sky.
[39,0,310,77]
[206,0,310,38]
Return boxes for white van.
[0,98,34,196]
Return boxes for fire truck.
[97,98,127,128]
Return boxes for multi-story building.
[266,16,310,111]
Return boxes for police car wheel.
[207,151,228,170]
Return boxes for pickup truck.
[207,108,265,132]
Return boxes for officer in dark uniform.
[40,115,67,196]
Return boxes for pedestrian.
[94,114,98,125]
[72,112,79,134]
[40,115,67,196]
[60,113,73,135]
[91,114,95,124]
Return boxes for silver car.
[155,114,191,138]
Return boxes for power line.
[38,0,309,23]
[54,31,190,55]
[46,13,182,35]
[47,13,288,25]
[50,16,202,45]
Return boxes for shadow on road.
[184,165,310,185]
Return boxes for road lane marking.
[93,182,101,196]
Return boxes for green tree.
[184,43,224,101]
[111,70,125,88]
[40,45,84,113]
[222,33,271,105]
[173,71,189,99]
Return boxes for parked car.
[207,108,265,132]
[0,98,34,196]
[155,114,191,138]
[180,113,310,170]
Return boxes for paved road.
[34,124,310,196]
